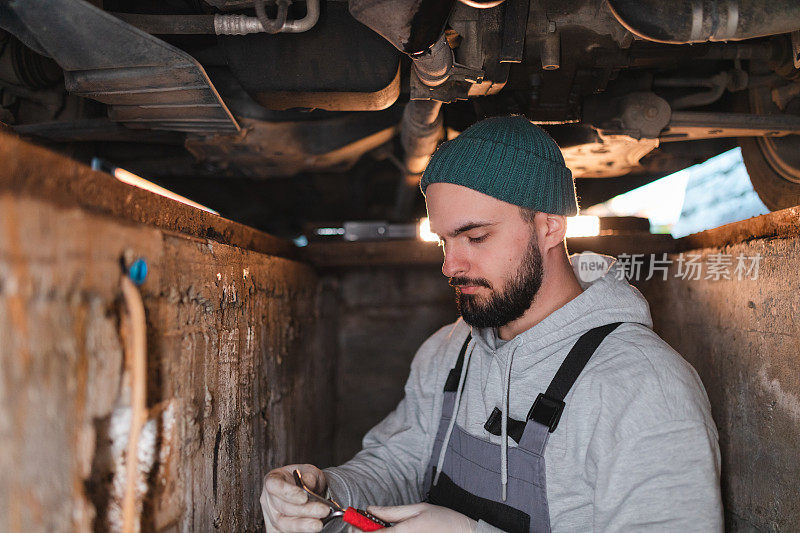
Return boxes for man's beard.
[450,235,544,328]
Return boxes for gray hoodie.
[324,255,723,532]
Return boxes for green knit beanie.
[420,115,578,216]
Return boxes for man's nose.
[442,248,468,278]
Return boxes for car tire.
[739,135,800,211]
[738,79,800,212]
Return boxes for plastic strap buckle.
[527,393,566,433]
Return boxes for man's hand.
[365,503,477,533]
[260,464,332,533]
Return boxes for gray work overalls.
[423,323,622,532]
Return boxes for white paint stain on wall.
[106,406,158,533]
[758,368,800,422]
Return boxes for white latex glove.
[364,503,477,533]
[260,464,332,533]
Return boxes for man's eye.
[468,235,488,243]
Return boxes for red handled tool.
[292,469,392,531]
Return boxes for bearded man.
[260,116,723,533]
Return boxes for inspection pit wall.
[0,134,335,532]
[317,268,457,462]
[635,209,800,532]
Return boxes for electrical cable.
[120,275,147,533]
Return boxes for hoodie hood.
[470,252,653,364]
[434,252,653,501]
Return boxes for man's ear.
[535,212,567,252]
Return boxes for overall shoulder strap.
[528,322,622,432]
[484,322,624,440]
[443,332,472,392]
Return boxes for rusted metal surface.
[258,65,401,112]
[0,131,296,260]
[7,0,240,134]
[184,112,400,178]
[562,134,660,179]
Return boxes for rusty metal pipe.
[282,0,320,33]
[401,100,444,176]
[392,99,444,220]
[112,0,320,36]
[254,0,291,34]
[608,0,800,44]
[412,35,454,87]
[120,275,147,533]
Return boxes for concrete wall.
[637,223,800,531]
[0,141,335,531]
[321,268,457,464]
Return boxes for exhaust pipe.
[347,0,457,220]
[391,99,445,221]
[608,0,800,44]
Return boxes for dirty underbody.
[4,0,800,236]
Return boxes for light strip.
[92,158,218,215]
[113,167,219,215]
[565,215,600,238]
[418,217,439,242]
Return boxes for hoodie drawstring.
[433,336,521,502]
[433,338,476,487]
[501,340,521,501]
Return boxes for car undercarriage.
[1,0,799,238]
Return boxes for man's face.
[425,183,544,328]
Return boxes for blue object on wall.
[128,258,148,286]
